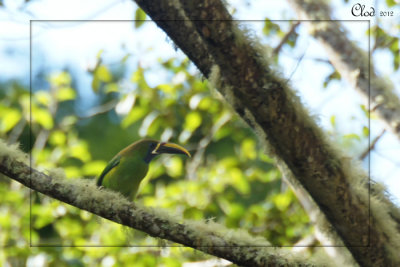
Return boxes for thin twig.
[273,21,300,54]
[359,129,386,161]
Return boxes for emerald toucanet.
[97,139,191,200]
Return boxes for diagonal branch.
[131,0,400,266]
[0,140,317,267]
[287,0,400,141]
[273,21,301,54]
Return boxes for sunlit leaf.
[32,205,53,228]
[230,168,250,195]
[105,82,119,93]
[184,111,202,132]
[0,108,21,132]
[241,139,256,160]
[158,84,175,94]
[390,38,399,70]
[57,87,76,101]
[49,72,71,87]
[343,133,361,141]
[33,108,53,130]
[362,126,369,137]
[49,130,66,146]
[135,8,146,28]
[263,18,281,36]
[96,49,104,59]
[35,90,51,107]
[323,70,341,88]
[198,97,212,110]
[273,194,291,211]
[69,141,91,162]
[330,115,336,127]
[121,53,131,63]
[95,65,112,82]
[360,104,369,118]
[92,76,100,92]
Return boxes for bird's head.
[127,139,191,164]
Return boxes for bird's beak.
[153,142,191,157]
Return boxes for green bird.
[97,139,191,200]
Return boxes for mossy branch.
[287,0,400,141]
[0,139,318,267]
[131,0,400,266]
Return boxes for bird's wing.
[96,155,121,186]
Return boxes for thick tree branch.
[287,0,400,141]
[131,0,400,266]
[0,140,317,267]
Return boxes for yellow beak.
[154,142,191,157]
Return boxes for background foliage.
[0,0,399,266]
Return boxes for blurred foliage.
[0,48,313,265]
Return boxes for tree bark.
[287,0,400,141]
[132,0,400,266]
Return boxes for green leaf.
[49,72,71,87]
[105,83,119,93]
[57,87,76,101]
[184,111,202,132]
[35,90,51,107]
[362,126,369,137]
[96,49,104,59]
[390,38,399,70]
[230,168,250,195]
[330,115,336,127]
[263,18,281,36]
[386,0,396,7]
[360,104,369,118]
[49,130,66,146]
[273,194,291,211]
[121,53,131,63]
[32,204,59,228]
[157,84,175,94]
[95,65,112,82]
[91,76,100,92]
[323,70,341,88]
[69,141,91,162]
[343,133,361,141]
[135,8,146,28]
[33,108,53,129]
[0,108,21,132]
[241,139,256,160]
